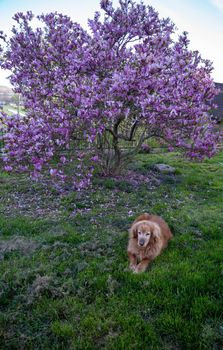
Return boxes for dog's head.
[130,220,161,248]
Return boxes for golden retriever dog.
[127,213,173,273]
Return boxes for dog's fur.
[127,213,173,273]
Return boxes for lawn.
[0,151,223,349]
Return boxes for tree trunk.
[97,122,149,176]
[112,133,122,175]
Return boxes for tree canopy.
[0,0,219,189]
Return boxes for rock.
[154,164,176,174]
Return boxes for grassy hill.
[0,151,223,349]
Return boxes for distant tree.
[0,0,219,189]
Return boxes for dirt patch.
[100,170,162,190]
[124,170,162,188]
[0,175,65,219]
[29,275,52,298]
[0,236,39,257]
[27,274,69,304]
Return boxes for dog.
[127,213,173,273]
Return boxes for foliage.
[0,0,220,188]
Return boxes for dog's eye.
[146,232,151,236]
[138,231,141,235]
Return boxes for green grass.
[0,151,223,349]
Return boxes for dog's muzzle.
[139,239,145,246]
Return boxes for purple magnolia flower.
[91,155,100,162]
[50,168,58,177]
[60,156,66,164]
[4,165,13,172]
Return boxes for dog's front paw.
[129,264,137,272]
[133,265,145,273]
[133,267,141,274]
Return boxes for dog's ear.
[151,223,161,242]
[129,223,138,238]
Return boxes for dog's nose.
[139,240,145,246]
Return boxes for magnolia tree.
[0,0,219,189]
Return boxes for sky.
[0,0,222,87]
